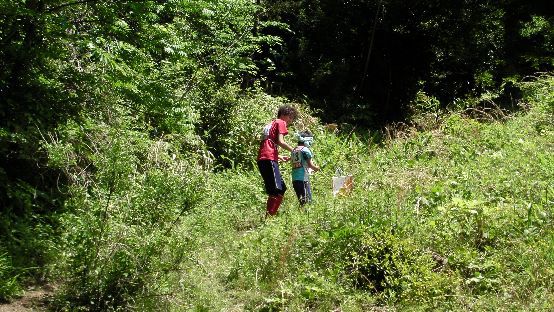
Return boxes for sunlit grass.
[179,79,553,310]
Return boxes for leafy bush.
[0,252,22,302]
[194,84,308,169]
[42,110,206,310]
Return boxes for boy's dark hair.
[277,105,298,119]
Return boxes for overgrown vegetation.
[161,74,552,311]
[0,0,553,311]
[262,0,554,124]
[11,73,549,311]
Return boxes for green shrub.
[0,252,22,302]
[195,85,303,169]
[43,111,205,310]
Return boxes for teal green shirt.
[291,146,313,181]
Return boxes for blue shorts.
[257,160,286,195]
[293,180,312,205]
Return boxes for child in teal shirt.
[291,131,320,205]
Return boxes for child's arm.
[276,133,294,152]
[307,158,320,172]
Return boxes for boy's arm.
[307,158,320,172]
[276,133,294,152]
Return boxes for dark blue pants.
[257,160,286,196]
[293,180,312,205]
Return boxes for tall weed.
[44,110,205,310]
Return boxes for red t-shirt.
[257,119,288,161]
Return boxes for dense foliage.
[1,0,269,303]
[0,0,553,311]
[147,76,553,310]
[261,0,554,124]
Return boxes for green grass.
[165,78,554,311]
[37,75,553,311]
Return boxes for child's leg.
[266,193,285,216]
[270,165,287,215]
[293,180,308,206]
[257,160,286,195]
[266,195,279,215]
[259,160,287,216]
[304,181,312,203]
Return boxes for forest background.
[1,0,553,310]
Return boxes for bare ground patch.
[0,285,55,312]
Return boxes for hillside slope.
[179,76,553,311]
[4,76,551,311]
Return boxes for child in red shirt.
[257,106,298,216]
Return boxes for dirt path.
[0,285,54,312]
